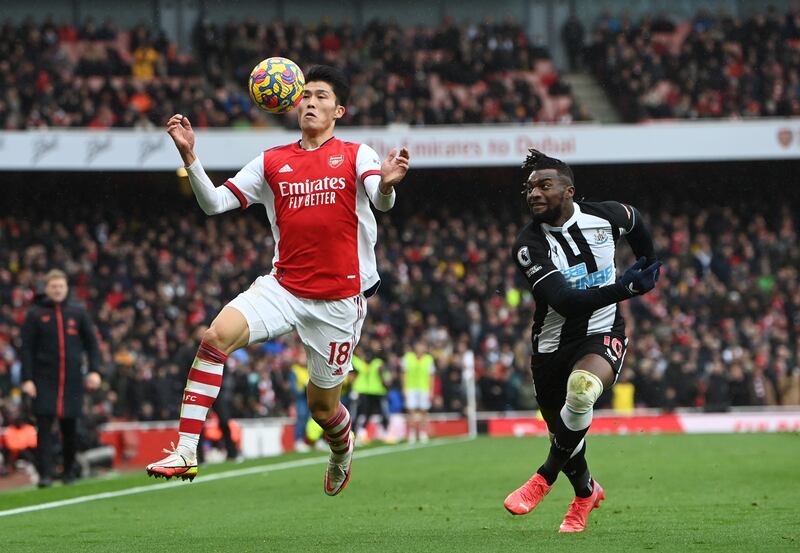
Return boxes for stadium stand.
[584,6,800,121]
[0,16,583,129]
[6,7,800,129]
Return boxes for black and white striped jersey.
[512,201,654,354]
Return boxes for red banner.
[487,414,683,437]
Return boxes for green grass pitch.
[1,433,797,552]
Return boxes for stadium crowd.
[582,6,800,121]
[4,6,800,130]
[1,176,798,447]
[0,15,582,130]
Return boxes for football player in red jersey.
[147,66,410,496]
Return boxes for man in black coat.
[21,269,101,487]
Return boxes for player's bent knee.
[562,370,604,431]
[565,370,604,413]
[202,307,251,352]
[307,381,342,423]
[309,403,338,424]
[202,321,249,354]
[201,326,227,350]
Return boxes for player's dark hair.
[522,148,574,184]
[305,65,350,107]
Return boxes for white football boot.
[145,443,198,482]
[324,432,354,496]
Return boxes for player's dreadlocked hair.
[521,148,574,184]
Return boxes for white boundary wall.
[678,411,800,433]
[2,119,800,171]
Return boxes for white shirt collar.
[541,203,581,232]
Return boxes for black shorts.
[531,333,628,411]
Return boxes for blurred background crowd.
[583,6,800,121]
[0,15,581,129]
[4,6,800,130]
[1,167,799,437]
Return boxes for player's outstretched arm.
[532,260,660,318]
[533,272,634,317]
[166,114,239,216]
[514,242,661,318]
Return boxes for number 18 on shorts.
[228,275,368,389]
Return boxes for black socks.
[563,441,593,498]
[536,415,591,488]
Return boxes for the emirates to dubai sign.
[2,119,799,171]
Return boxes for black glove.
[618,257,662,296]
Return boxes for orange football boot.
[503,473,552,515]
[559,481,605,532]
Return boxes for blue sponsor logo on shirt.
[560,263,615,290]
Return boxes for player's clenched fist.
[166,114,197,166]
[380,146,410,194]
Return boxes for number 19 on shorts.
[328,342,352,366]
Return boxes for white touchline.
[0,437,471,518]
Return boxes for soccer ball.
[248,57,305,114]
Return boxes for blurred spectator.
[402,340,436,443]
[561,14,585,71]
[351,340,391,443]
[132,42,161,80]
[704,360,730,412]
[0,410,37,476]
[200,411,241,462]
[289,352,311,452]
[74,371,115,477]
[0,16,583,129]
[589,7,800,121]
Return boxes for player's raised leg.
[538,414,597,510]
[504,354,611,520]
[504,412,559,515]
[543,355,611,530]
[299,293,366,495]
[308,381,354,496]
[512,420,606,530]
[146,307,250,481]
[560,439,595,502]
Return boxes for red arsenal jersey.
[223,137,394,300]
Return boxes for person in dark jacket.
[20,269,101,487]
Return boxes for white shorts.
[404,390,431,411]
[227,275,367,389]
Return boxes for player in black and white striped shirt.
[503,149,661,532]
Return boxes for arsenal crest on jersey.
[328,154,344,168]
